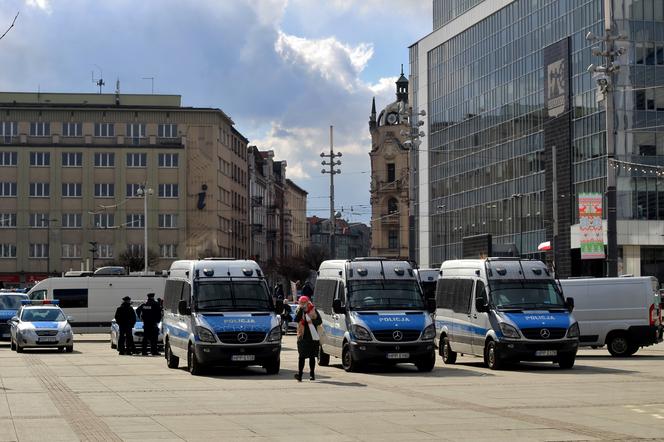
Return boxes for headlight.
[567,322,580,338]
[62,324,72,334]
[351,324,372,341]
[18,327,35,336]
[267,326,282,342]
[421,324,436,341]
[195,326,216,343]
[499,323,520,339]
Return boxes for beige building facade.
[0,92,248,286]
[284,179,308,258]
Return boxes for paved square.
[1,336,663,441]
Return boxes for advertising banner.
[579,192,605,259]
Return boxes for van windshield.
[348,280,425,311]
[195,281,272,312]
[490,280,565,310]
[0,295,27,310]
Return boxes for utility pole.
[587,3,624,277]
[321,126,342,259]
[89,241,98,271]
[136,184,153,274]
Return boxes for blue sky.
[0,0,430,223]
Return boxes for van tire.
[441,336,457,364]
[558,353,575,369]
[607,333,635,357]
[165,342,179,369]
[342,343,359,372]
[484,340,503,370]
[188,345,203,375]
[318,347,330,366]
[264,356,280,375]
[415,353,436,372]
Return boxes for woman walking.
[294,296,322,381]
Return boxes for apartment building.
[284,178,308,258]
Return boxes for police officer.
[114,296,136,355]
[136,293,162,356]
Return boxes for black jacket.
[114,302,137,329]
[137,299,162,325]
[294,307,322,358]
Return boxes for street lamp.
[511,194,523,257]
[135,184,153,274]
[89,241,98,271]
[40,217,58,275]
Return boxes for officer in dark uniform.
[114,296,137,355]
[136,293,162,355]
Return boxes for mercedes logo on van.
[393,330,403,341]
[237,332,249,343]
[540,328,551,339]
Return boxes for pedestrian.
[274,283,285,301]
[302,281,313,298]
[136,292,162,356]
[281,302,292,334]
[114,296,137,355]
[293,296,322,381]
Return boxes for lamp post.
[511,194,523,257]
[89,241,98,271]
[40,217,58,275]
[437,205,446,263]
[135,184,153,274]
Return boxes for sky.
[0,0,430,224]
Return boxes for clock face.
[386,112,398,125]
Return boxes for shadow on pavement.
[577,354,664,361]
[504,361,636,375]
[327,362,494,377]
[315,379,367,387]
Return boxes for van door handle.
[473,314,478,319]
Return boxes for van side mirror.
[426,298,436,314]
[275,299,284,314]
[178,300,190,316]
[475,297,488,313]
[67,316,74,322]
[332,299,345,314]
[566,297,574,312]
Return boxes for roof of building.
[286,179,308,195]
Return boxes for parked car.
[110,306,164,351]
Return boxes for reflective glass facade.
[422,0,664,268]
[433,0,487,30]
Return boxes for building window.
[0,213,16,228]
[29,243,49,258]
[388,198,399,214]
[97,244,113,258]
[29,213,49,228]
[126,213,145,229]
[62,152,83,167]
[0,152,17,166]
[128,244,144,255]
[158,213,178,228]
[388,230,399,249]
[158,153,178,168]
[94,152,115,167]
[29,122,50,137]
[126,152,147,167]
[0,121,17,143]
[62,183,82,198]
[158,183,179,198]
[30,152,50,167]
[159,244,177,258]
[387,163,396,182]
[0,243,17,258]
[127,183,142,197]
[61,213,82,228]
[29,182,50,197]
[158,123,177,138]
[62,122,82,137]
[93,213,114,229]
[94,183,114,198]
[62,243,81,258]
[94,123,114,137]
[0,182,17,197]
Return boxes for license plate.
[535,350,557,357]
[231,354,255,362]
[386,352,410,360]
[38,337,58,343]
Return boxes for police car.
[110,307,164,350]
[8,300,74,353]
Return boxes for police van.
[315,258,437,372]
[435,258,579,369]
[162,259,282,375]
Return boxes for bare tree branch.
[0,12,19,42]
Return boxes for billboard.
[544,38,569,118]
[579,193,605,259]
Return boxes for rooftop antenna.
[92,65,104,94]
[142,76,155,94]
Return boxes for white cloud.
[245,0,288,28]
[25,0,51,12]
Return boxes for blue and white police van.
[0,292,29,340]
[315,258,437,372]
[435,258,579,370]
[162,259,282,375]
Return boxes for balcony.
[380,213,400,225]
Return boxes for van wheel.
[441,336,457,364]
[188,345,203,375]
[264,356,280,375]
[415,353,436,372]
[558,353,576,369]
[607,333,635,357]
[484,340,503,370]
[318,346,330,366]
[165,342,179,369]
[342,343,359,372]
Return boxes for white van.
[436,258,579,369]
[26,276,166,332]
[315,258,437,372]
[162,259,282,375]
[559,277,662,356]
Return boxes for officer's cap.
[147,293,155,298]
[122,296,131,301]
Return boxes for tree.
[300,245,329,271]
[277,256,310,285]
[116,248,159,272]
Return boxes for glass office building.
[411,0,664,280]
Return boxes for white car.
[280,303,299,334]
[8,300,74,353]
[110,307,164,350]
